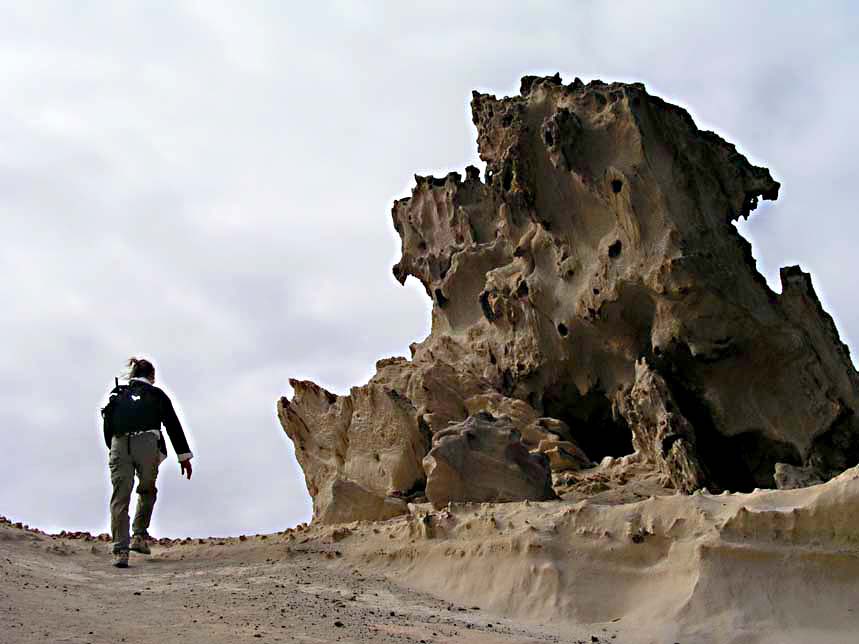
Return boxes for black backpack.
[101,378,161,442]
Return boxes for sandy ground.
[5,462,859,644]
[0,522,610,644]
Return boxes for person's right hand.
[180,459,193,480]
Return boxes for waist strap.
[121,429,160,454]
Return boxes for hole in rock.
[543,129,554,146]
[395,477,427,498]
[739,192,759,219]
[417,415,433,447]
[723,431,802,489]
[502,165,514,191]
[661,433,683,456]
[593,288,600,295]
[557,322,569,337]
[516,280,529,298]
[611,179,623,194]
[608,240,622,258]
[653,349,802,491]
[542,382,634,461]
[808,410,859,479]
[501,114,514,128]
[501,369,515,396]
[434,289,449,308]
[479,291,495,321]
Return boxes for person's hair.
[127,357,155,381]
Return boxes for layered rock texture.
[423,413,555,509]
[279,74,859,523]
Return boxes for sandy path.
[8,462,859,644]
[0,523,608,644]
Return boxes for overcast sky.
[1,2,857,538]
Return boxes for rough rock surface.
[617,359,707,493]
[535,437,592,472]
[277,372,428,521]
[422,413,554,509]
[319,479,409,524]
[279,73,859,522]
[774,462,824,490]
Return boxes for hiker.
[101,357,194,568]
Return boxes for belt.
[122,429,161,454]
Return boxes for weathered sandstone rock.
[774,463,824,490]
[318,479,409,524]
[534,437,592,472]
[280,73,859,522]
[617,359,707,492]
[463,392,575,448]
[423,413,554,509]
[277,370,429,521]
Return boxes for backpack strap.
[101,378,129,448]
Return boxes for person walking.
[101,357,194,568]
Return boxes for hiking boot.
[113,550,129,568]
[130,535,151,555]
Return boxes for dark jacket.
[102,379,192,460]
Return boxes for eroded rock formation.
[423,413,554,509]
[279,73,859,523]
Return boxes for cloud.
[1,1,857,536]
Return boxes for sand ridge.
[329,464,859,644]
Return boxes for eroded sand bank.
[5,465,859,643]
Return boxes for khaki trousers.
[109,432,161,553]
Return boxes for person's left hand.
[180,459,193,480]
